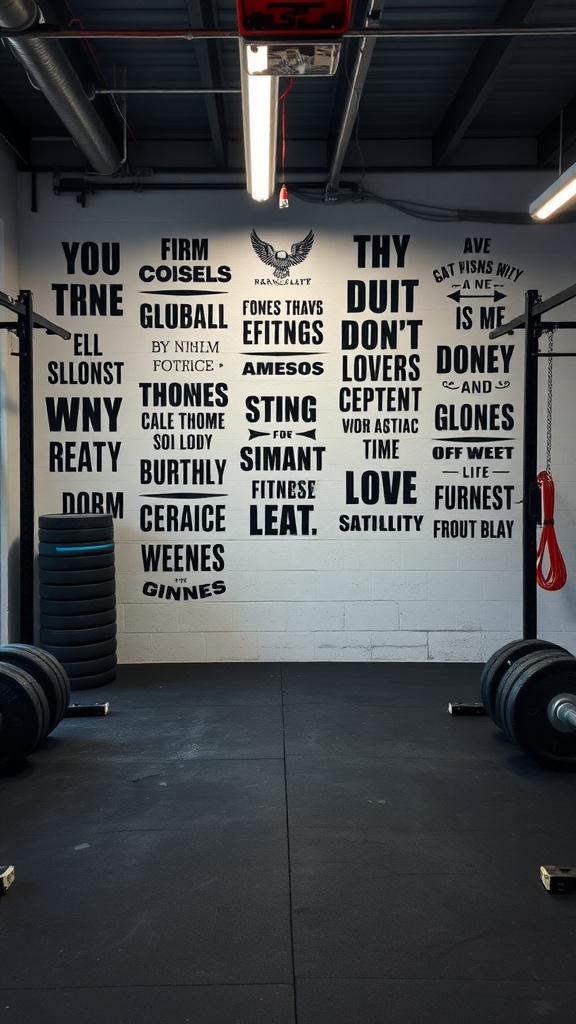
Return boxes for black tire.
[38,651,71,722]
[494,649,563,743]
[38,527,114,544]
[4,644,71,726]
[0,644,63,734]
[42,638,117,663]
[40,580,115,601]
[0,661,51,744]
[39,553,115,571]
[0,662,45,763]
[40,623,117,646]
[19,668,51,742]
[38,566,116,585]
[481,639,569,728]
[62,653,117,678]
[39,514,113,531]
[39,594,116,616]
[70,666,117,691]
[40,608,116,630]
[502,652,576,770]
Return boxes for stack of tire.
[38,513,116,691]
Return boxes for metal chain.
[545,328,555,473]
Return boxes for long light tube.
[530,160,576,220]
[240,44,278,202]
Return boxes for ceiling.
[0,0,575,198]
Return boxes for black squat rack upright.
[489,283,576,640]
[0,289,70,643]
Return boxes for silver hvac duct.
[0,0,121,174]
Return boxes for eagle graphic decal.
[250,228,315,280]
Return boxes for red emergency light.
[237,0,352,39]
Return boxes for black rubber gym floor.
[2,661,576,1024]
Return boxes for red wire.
[279,78,293,182]
[278,78,294,102]
[536,470,568,590]
[65,4,140,147]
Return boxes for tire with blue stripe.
[39,540,114,557]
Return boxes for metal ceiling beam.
[2,24,576,40]
[325,0,384,195]
[0,0,121,173]
[432,0,549,167]
[186,0,228,169]
[44,0,129,150]
[538,95,576,168]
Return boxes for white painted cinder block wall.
[5,169,576,662]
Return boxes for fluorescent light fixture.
[240,44,278,202]
[530,160,576,220]
[245,44,269,75]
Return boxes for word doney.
[436,344,514,374]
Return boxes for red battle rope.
[536,470,567,590]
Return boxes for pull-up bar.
[0,289,70,644]
[489,283,576,640]
[490,282,576,338]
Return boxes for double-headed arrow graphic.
[248,428,317,440]
[448,288,506,303]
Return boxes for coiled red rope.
[536,470,567,590]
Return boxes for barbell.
[481,639,576,770]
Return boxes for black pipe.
[18,289,35,643]
[522,289,540,641]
